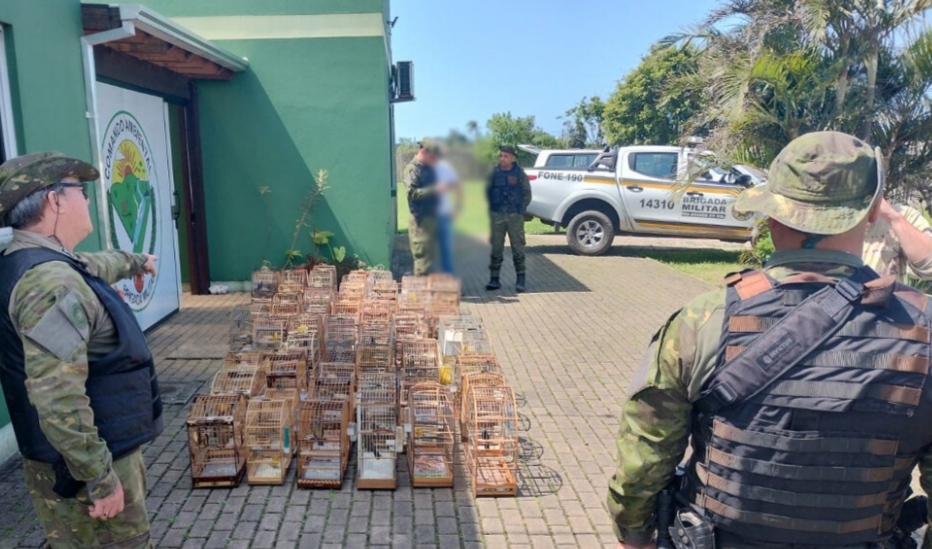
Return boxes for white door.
[619,150,680,226]
[96,83,182,331]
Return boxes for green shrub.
[739,218,774,267]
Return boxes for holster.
[669,507,715,549]
[52,457,84,499]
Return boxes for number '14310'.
[640,199,675,210]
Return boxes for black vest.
[688,270,932,547]
[404,161,439,223]
[489,164,525,214]
[0,247,163,463]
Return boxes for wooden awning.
[83,4,248,81]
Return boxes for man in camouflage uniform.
[402,140,444,276]
[486,145,532,293]
[608,132,932,548]
[862,197,932,282]
[0,152,162,548]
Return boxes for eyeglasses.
[59,183,88,199]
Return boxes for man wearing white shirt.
[433,157,461,274]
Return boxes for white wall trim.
[0,423,18,466]
[171,13,385,41]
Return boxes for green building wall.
[107,0,398,281]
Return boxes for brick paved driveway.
[0,234,716,548]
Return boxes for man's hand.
[88,479,125,520]
[141,254,158,277]
[618,541,657,549]
[876,198,901,224]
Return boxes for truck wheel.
[566,211,615,256]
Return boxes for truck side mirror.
[735,174,753,188]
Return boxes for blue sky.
[390,0,720,141]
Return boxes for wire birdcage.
[400,339,440,407]
[188,394,248,488]
[210,367,266,398]
[252,268,280,301]
[230,305,253,351]
[245,399,293,485]
[464,384,518,497]
[406,382,455,488]
[356,403,400,490]
[296,399,350,489]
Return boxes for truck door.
[619,150,680,227]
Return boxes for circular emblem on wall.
[102,111,160,311]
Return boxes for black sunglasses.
[59,183,89,199]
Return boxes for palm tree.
[466,120,479,141]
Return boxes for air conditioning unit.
[392,61,415,103]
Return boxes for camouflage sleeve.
[403,163,437,202]
[520,168,532,209]
[76,250,147,284]
[11,267,118,501]
[898,206,932,280]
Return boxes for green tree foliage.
[476,112,560,166]
[561,96,605,148]
[601,44,704,146]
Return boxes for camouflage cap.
[0,151,98,222]
[499,145,517,156]
[418,139,441,155]
[733,131,884,235]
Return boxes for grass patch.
[618,247,744,287]
[397,180,557,236]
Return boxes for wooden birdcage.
[371,280,399,301]
[356,343,393,374]
[400,339,440,407]
[303,289,332,316]
[339,279,369,300]
[308,265,337,290]
[230,305,253,351]
[296,399,350,489]
[357,371,397,405]
[210,367,266,398]
[271,295,302,316]
[252,268,280,301]
[357,403,400,490]
[313,361,356,408]
[245,399,294,485]
[223,351,266,370]
[252,317,287,351]
[360,300,393,324]
[326,315,358,353]
[438,324,492,359]
[285,316,322,364]
[458,371,506,440]
[401,275,429,292]
[464,384,519,497]
[331,297,362,318]
[359,321,392,347]
[188,394,248,488]
[261,351,308,397]
[264,388,300,418]
[281,268,309,288]
[406,382,455,488]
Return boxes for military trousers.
[408,215,437,277]
[489,212,526,277]
[24,449,151,549]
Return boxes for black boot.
[486,277,501,291]
[516,274,526,293]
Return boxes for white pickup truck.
[522,145,763,255]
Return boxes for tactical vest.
[404,160,439,223]
[0,248,163,464]
[488,164,525,214]
[687,270,932,547]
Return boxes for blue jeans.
[437,214,455,274]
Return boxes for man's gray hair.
[4,183,64,229]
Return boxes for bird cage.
[371,280,399,301]
[464,385,519,497]
[406,382,455,488]
[252,317,287,351]
[210,367,267,398]
[308,264,337,290]
[357,403,401,489]
[223,351,267,370]
[271,295,302,316]
[245,399,294,485]
[357,371,397,405]
[439,324,492,359]
[339,279,369,300]
[264,388,300,419]
[251,268,280,302]
[285,317,322,364]
[369,270,393,284]
[360,300,393,324]
[303,289,333,316]
[314,361,356,408]
[428,274,461,318]
[400,339,440,407]
[281,268,308,288]
[325,315,358,353]
[188,394,248,488]
[331,296,362,318]
[458,371,506,440]
[296,399,350,489]
[230,305,253,351]
[401,275,430,292]
[359,321,393,347]
[261,350,308,397]
[356,343,394,374]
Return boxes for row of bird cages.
[357,403,402,490]
[405,383,456,488]
[296,399,350,489]
[188,394,248,488]
[245,399,294,485]
[211,367,267,398]
[463,384,519,497]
